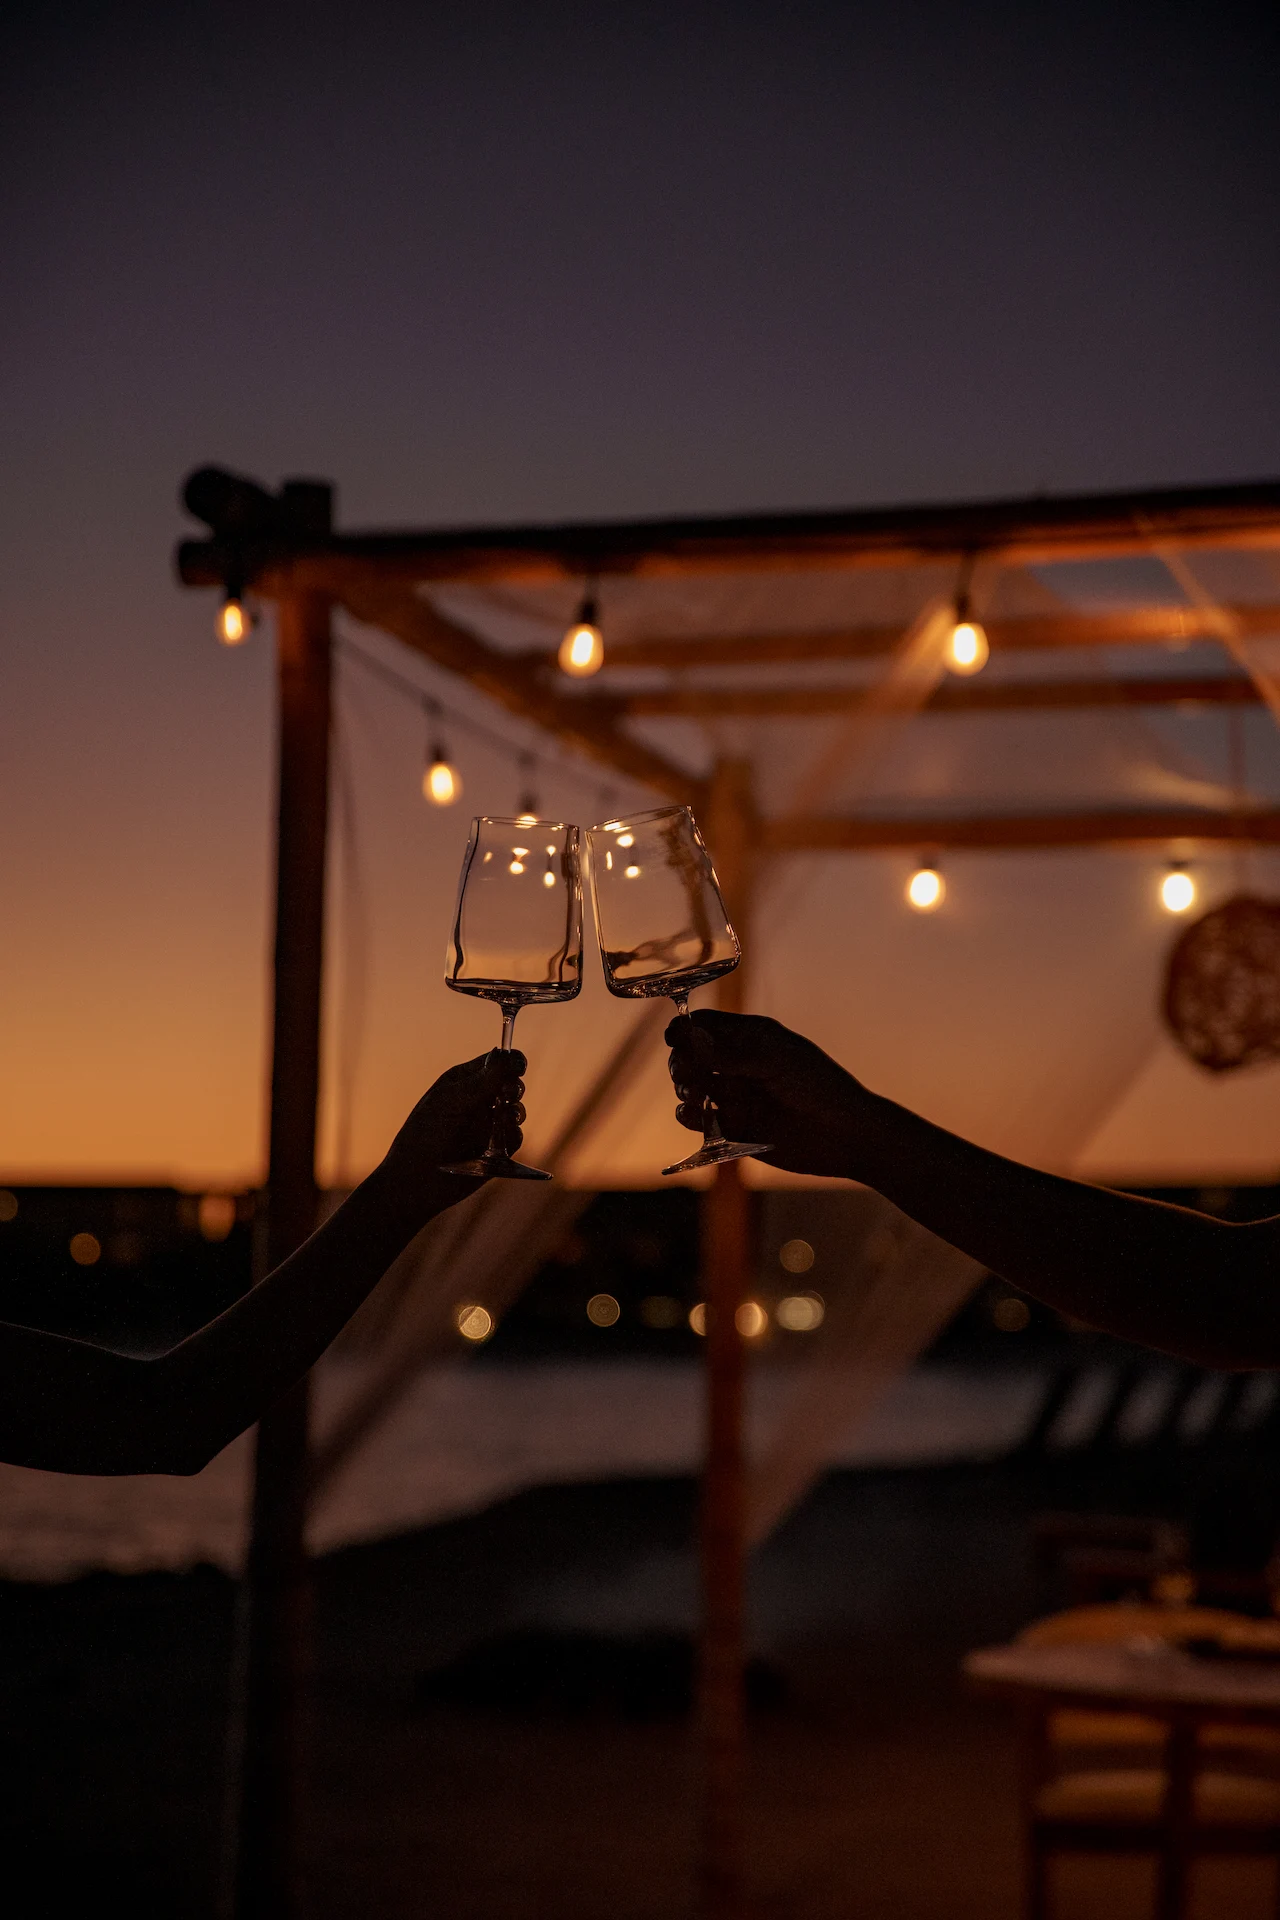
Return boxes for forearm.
[0,1166,469,1477]
[146,1165,466,1470]
[844,1093,1277,1369]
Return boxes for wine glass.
[442,816,583,1180]
[586,804,772,1176]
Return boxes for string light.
[906,861,945,911]
[421,700,461,806]
[1161,862,1196,914]
[945,557,988,676]
[945,598,989,676]
[558,590,604,677]
[217,590,254,646]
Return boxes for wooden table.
[965,1639,1280,1920]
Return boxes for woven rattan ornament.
[1163,894,1280,1072]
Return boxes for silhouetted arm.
[0,1050,526,1475]
[668,1012,1280,1370]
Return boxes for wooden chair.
[1016,1603,1280,1920]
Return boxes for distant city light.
[776,1293,825,1332]
[689,1302,707,1336]
[778,1238,815,1274]
[735,1300,768,1339]
[69,1232,101,1267]
[587,1292,621,1327]
[455,1303,494,1342]
[991,1295,1031,1333]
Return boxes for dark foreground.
[0,1462,1274,1919]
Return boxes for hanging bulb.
[1161,862,1196,914]
[558,593,604,677]
[423,747,461,806]
[906,861,944,912]
[217,593,252,646]
[945,592,988,676]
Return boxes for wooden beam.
[230,585,332,1920]
[176,476,1280,589]
[560,606,1280,672]
[762,809,1280,854]
[332,578,706,808]
[625,674,1262,720]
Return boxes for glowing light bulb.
[423,752,461,805]
[1161,866,1196,914]
[558,593,605,677]
[217,596,250,646]
[906,864,944,912]
[946,618,989,675]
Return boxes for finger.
[673,1100,706,1134]
[664,1015,715,1062]
[483,1046,528,1078]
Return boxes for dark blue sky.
[2,0,1278,1179]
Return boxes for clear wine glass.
[586,804,772,1176]
[442,816,583,1180]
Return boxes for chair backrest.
[1018,1602,1253,1647]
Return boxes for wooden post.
[698,759,756,1920]
[228,573,333,1920]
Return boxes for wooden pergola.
[177,470,1280,1920]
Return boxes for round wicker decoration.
[1163,894,1280,1073]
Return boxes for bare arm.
[0,1050,526,1475]
[668,1012,1280,1370]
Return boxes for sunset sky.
[3,3,1278,1186]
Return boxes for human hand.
[381,1049,527,1208]
[666,1011,871,1179]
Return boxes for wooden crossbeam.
[331,579,704,807]
[176,476,1280,588]
[624,674,1262,720]
[558,606,1280,672]
[762,809,1280,854]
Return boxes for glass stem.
[669,990,722,1146]
[484,1002,522,1159]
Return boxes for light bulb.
[946,618,989,675]
[558,594,604,677]
[1161,866,1196,914]
[423,752,460,805]
[906,864,944,912]
[217,596,250,646]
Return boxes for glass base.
[661,1139,773,1177]
[442,1151,552,1182]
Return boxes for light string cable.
[334,630,627,810]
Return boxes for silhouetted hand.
[666,1011,870,1178]
[382,1049,527,1206]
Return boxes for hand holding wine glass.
[586,805,771,1175]
[443,816,583,1180]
